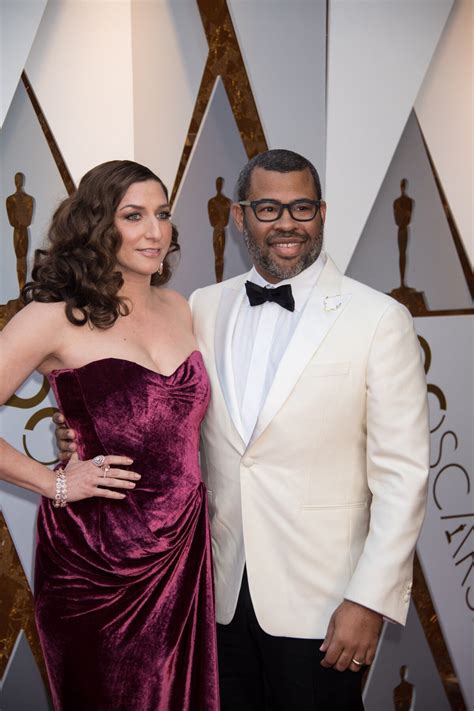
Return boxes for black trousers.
[217,571,364,711]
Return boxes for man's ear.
[231,202,244,233]
[319,201,327,224]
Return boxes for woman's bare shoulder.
[155,288,192,326]
[157,288,190,311]
[0,302,72,395]
[3,300,67,333]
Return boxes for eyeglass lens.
[253,201,318,222]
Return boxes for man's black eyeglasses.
[239,199,321,223]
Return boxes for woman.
[0,161,219,710]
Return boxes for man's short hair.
[236,149,322,202]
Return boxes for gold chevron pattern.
[0,513,48,687]
[0,1,470,707]
[170,0,268,204]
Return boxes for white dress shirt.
[232,253,325,444]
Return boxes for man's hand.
[53,411,78,463]
[319,600,382,672]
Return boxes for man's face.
[232,167,326,283]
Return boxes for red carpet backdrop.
[0,1,472,709]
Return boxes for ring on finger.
[92,455,106,468]
[351,658,363,667]
[101,465,110,479]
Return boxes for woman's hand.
[52,455,140,503]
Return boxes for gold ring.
[351,658,362,666]
[102,465,110,479]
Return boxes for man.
[56,150,429,710]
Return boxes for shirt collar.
[247,252,326,312]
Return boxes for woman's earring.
[157,262,163,275]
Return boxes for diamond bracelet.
[52,468,68,508]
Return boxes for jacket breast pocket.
[301,500,368,511]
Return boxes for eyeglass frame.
[238,198,322,222]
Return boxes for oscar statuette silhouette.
[208,177,232,283]
[389,179,428,316]
[1,173,35,328]
[6,172,34,292]
[393,665,415,711]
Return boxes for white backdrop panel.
[325,0,453,272]
[25,0,134,184]
[0,0,47,128]
[0,631,51,711]
[228,0,327,186]
[347,111,471,310]
[171,77,251,298]
[364,605,450,710]
[415,0,473,267]
[131,0,208,192]
[416,315,473,708]
[0,79,65,586]
[0,81,66,303]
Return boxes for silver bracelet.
[52,468,68,508]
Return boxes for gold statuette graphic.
[6,172,34,293]
[389,179,428,316]
[208,177,232,283]
[393,665,414,711]
[0,173,35,329]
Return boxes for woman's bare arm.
[0,302,140,500]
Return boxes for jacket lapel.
[214,273,249,444]
[249,257,352,446]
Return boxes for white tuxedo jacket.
[189,256,429,638]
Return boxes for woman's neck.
[119,276,157,312]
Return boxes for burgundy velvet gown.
[35,352,219,711]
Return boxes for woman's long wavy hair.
[23,160,180,329]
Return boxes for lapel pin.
[323,295,343,312]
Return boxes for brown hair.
[23,160,180,328]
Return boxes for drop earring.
[157,262,163,275]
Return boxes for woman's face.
[113,179,172,281]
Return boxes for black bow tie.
[245,281,295,312]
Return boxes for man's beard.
[243,222,324,281]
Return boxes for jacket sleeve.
[344,301,429,624]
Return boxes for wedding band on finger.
[101,465,110,479]
[92,455,106,467]
[351,658,363,667]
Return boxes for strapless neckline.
[48,349,202,379]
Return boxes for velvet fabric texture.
[35,352,219,711]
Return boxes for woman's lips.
[137,248,161,257]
